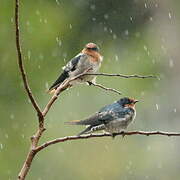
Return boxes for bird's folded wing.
[66,111,114,126]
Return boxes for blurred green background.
[1,0,180,179]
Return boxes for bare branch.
[15,0,42,118]
[88,81,122,95]
[35,130,180,152]
[15,0,45,179]
[84,73,158,79]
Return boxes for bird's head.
[84,42,100,52]
[117,97,139,108]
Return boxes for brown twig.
[88,81,122,95]
[35,130,180,152]
[15,0,42,118]
[42,71,157,116]
[15,0,45,179]
[84,73,158,79]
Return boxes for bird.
[66,97,139,137]
[48,42,103,93]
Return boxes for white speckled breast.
[105,109,136,133]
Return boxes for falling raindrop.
[144,3,147,8]
[174,108,177,113]
[69,24,72,29]
[45,82,49,89]
[168,12,172,19]
[103,26,108,32]
[124,30,129,36]
[0,144,3,150]
[149,17,153,21]
[155,3,158,8]
[169,59,174,68]
[141,91,145,96]
[92,17,96,21]
[115,55,119,61]
[5,134,8,139]
[10,114,14,119]
[113,34,117,39]
[90,4,96,11]
[129,16,133,22]
[36,10,40,15]
[56,0,60,5]
[44,19,47,24]
[143,45,148,51]
[104,14,109,20]
[155,104,159,111]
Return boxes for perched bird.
[48,42,103,93]
[66,97,139,137]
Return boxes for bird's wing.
[98,102,120,112]
[48,54,84,91]
[66,111,116,126]
[62,53,84,72]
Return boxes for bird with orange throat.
[48,43,103,93]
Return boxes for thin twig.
[88,81,122,95]
[15,0,42,118]
[84,73,158,79]
[35,130,180,152]
[42,71,157,116]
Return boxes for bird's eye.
[91,47,98,51]
[87,47,98,51]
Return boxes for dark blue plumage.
[66,97,139,136]
[48,55,82,91]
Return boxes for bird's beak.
[134,100,139,104]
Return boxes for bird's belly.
[69,62,100,85]
[105,118,132,133]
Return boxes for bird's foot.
[121,131,125,138]
[87,81,92,86]
[111,133,117,139]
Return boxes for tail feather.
[65,120,82,125]
[78,126,93,135]
[48,71,69,92]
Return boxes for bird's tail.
[65,120,93,135]
[65,120,84,125]
[66,120,105,135]
[78,126,93,135]
[47,71,69,94]
[78,124,106,135]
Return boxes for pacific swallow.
[66,97,139,137]
[48,42,103,93]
